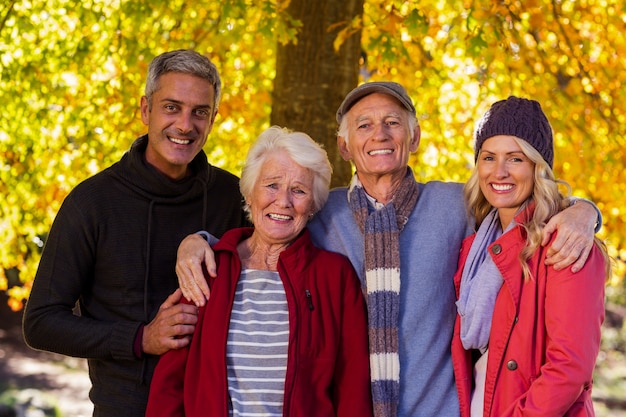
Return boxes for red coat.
[452,211,606,417]
[146,227,373,417]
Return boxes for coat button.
[491,244,502,255]
[506,360,518,370]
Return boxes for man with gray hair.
[23,50,247,416]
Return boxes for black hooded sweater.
[23,135,247,416]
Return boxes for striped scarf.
[348,168,419,417]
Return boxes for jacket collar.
[214,227,316,278]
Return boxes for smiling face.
[477,135,535,228]
[248,150,315,246]
[338,93,419,185]
[140,72,216,180]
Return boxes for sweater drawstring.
[201,179,208,231]
[140,199,155,385]
[189,175,209,231]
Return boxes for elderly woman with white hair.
[146,126,373,417]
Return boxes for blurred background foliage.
[1,0,625,315]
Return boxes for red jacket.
[452,210,606,417]
[146,227,373,417]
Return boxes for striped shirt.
[226,269,289,417]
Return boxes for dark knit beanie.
[474,96,554,168]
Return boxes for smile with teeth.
[268,213,292,221]
[368,149,393,155]
[168,136,192,145]
[491,183,514,191]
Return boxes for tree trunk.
[271,0,364,188]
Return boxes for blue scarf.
[456,209,513,352]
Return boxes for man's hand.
[142,288,198,355]
[176,234,216,307]
[542,201,597,272]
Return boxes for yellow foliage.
[2,0,625,311]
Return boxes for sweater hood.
[107,134,213,205]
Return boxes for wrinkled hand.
[176,234,215,307]
[542,201,597,272]
[142,288,198,355]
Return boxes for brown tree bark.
[270,0,364,188]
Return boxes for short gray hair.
[144,49,221,117]
[240,126,332,222]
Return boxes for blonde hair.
[464,137,610,280]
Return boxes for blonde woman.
[452,97,609,416]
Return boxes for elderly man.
[176,82,599,417]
